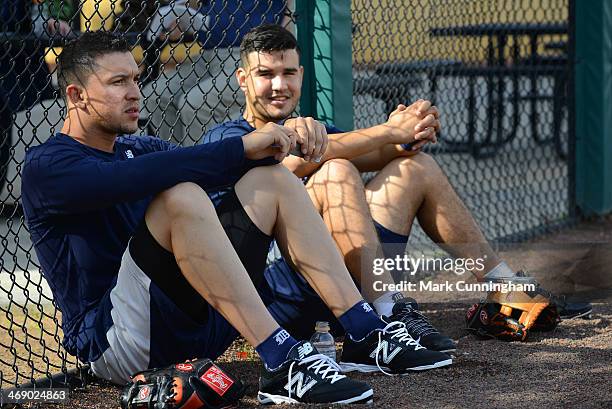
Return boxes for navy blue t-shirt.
[22,133,273,362]
[203,117,343,145]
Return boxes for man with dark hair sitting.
[22,30,452,406]
[202,24,592,349]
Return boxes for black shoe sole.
[339,358,453,374]
[560,307,593,320]
[420,344,457,353]
[257,388,374,405]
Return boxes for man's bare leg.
[234,164,363,316]
[145,164,365,348]
[303,159,395,301]
[145,181,279,347]
[365,153,502,279]
[230,164,452,368]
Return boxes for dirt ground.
[5,217,612,409]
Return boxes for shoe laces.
[286,353,345,400]
[375,321,425,377]
[393,303,439,337]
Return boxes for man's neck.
[61,118,117,153]
[243,110,266,130]
[243,110,287,130]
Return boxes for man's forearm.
[350,144,419,172]
[283,124,392,177]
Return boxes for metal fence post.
[574,0,612,215]
[296,0,353,129]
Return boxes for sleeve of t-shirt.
[140,134,177,152]
[204,122,345,144]
[23,137,253,215]
[202,122,278,168]
[202,122,248,144]
[325,124,344,135]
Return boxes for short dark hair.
[57,31,130,100]
[240,24,300,65]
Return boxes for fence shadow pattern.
[352,0,572,245]
[0,0,572,389]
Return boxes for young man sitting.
[202,24,591,349]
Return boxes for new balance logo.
[284,372,316,398]
[125,150,134,159]
[362,303,373,313]
[297,342,314,359]
[274,330,290,346]
[370,340,402,364]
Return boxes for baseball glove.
[466,276,561,341]
[120,358,246,409]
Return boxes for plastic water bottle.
[309,321,336,362]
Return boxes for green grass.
[0,305,78,387]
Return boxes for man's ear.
[66,84,87,109]
[236,67,248,93]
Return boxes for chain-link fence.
[353,0,573,245]
[1,0,573,391]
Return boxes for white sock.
[373,291,404,316]
[483,261,515,280]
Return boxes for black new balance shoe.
[339,321,453,375]
[387,298,457,352]
[258,341,373,405]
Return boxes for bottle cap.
[315,321,330,332]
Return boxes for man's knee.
[143,183,214,254]
[306,159,364,210]
[242,163,303,191]
[154,182,215,219]
[313,158,361,184]
[389,153,445,184]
